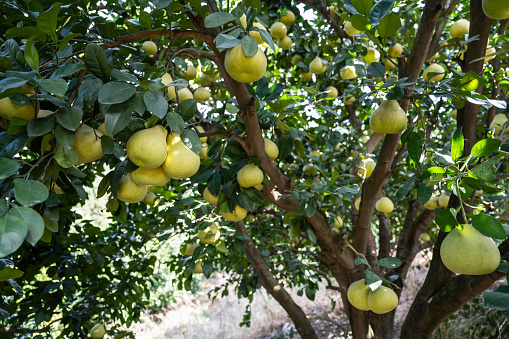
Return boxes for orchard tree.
[0,0,509,338]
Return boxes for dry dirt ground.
[132,252,432,339]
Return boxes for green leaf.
[472,155,500,182]
[0,210,27,257]
[10,206,44,246]
[54,145,78,168]
[139,11,152,29]
[0,132,31,158]
[484,286,509,311]
[459,71,483,92]
[366,62,386,78]
[180,99,197,121]
[143,91,168,119]
[84,44,111,80]
[241,35,258,58]
[50,63,85,79]
[181,129,202,155]
[110,69,139,85]
[305,225,317,244]
[105,108,132,137]
[259,29,276,52]
[471,214,507,240]
[395,179,415,201]
[36,3,61,41]
[365,271,383,291]
[386,86,404,100]
[407,132,422,163]
[24,36,39,71]
[204,12,237,28]
[305,287,316,301]
[375,257,402,269]
[451,127,464,161]
[352,0,373,15]
[98,82,136,104]
[35,78,68,97]
[56,107,83,131]
[166,112,185,134]
[54,124,75,150]
[354,258,370,266]
[377,13,401,37]
[435,209,458,232]
[59,33,82,52]
[0,267,24,281]
[369,0,394,25]
[350,14,371,31]
[5,27,47,43]
[0,157,20,179]
[462,176,500,194]
[417,184,433,206]
[471,138,501,158]
[13,179,49,207]
[214,33,242,50]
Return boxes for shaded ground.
[132,252,431,339]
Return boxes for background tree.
[0,0,508,338]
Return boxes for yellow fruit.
[450,109,457,119]
[309,57,326,75]
[277,35,293,50]
[423,63,445,81]
[485,46,496,62]
[358,158,376,178]
[143,192,157,204]
[126,125,168,169]
[420,232,431,242]
[344,21,364,36]
[362,47,380,65]
[490,114,509,134]
[184,243,205,258]
[193,261,203,274]
[142,41,157,56]
[383,58,396,71]
[354,197,361,210]
[450,19,470,38]
[221,205,248,221]
[291,54,303,65]
[343,95,356,105]
[270,22,287,39]
[90,323,106,339]
[177,88,194,103]
[367,286,399,314]
[280,10,295,26]
[333,216,343,228]
[441,224,501,275]
[237,164,264,188]
[326,86,338,97]
[340,66,357,80]
[423,196,440,210]
[438,193,450,208]
[375,197,394,213]
[163,133,200,179]
[249,23,267,45]
[37,109,53,118]
[224,45,267,83]
[117,173,148,203]
[196,126,207,143]
[180,64,197,81]
[200,74,213,86]
[97,123,108,137]
[482,0,509,20]
[0,94,38,121]
[74,125,104,165]
[302,71,313,81]
[369,100,407,134]
[264,138,279,160]
[329,6,338,16]
[130,166,170,186]
[388,43,403,58]
[162,73,177,99]
[347,279,371,311]
[199,143,209,159]
[203,187,218,204]
[194,87,211,104]
[198,223,220,244]
[310,150,321,159]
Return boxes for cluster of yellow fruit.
[117,125,200,204]
[161,71,211,104]
[269,10,295,51]
[347,279,399,314]
[423,192,450,210]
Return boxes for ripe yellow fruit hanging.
[117,173,148,204]
[224,45,267,83]
[74,125,104,165]
[237,164,264,188]
[126,125,168,169]
[369,100,407,134]
[163,133,200,179]
[347,279,371,311]
[367,286,399,314]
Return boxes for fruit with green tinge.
[180,64,197,81]
[420,232,431,242]
[440,224,500,275]
[423,63,445,81]
[340,66,357,80]
[369,100,407,134]
[142,41,157,56]
[90,323,106,339]
[270,22,287,39]
[277,35,293,50]
[163,133,200,179]
[237,164,264,188]
[143,192,157,205]
[490,114,509,134]
[343,95,355,105]
[362,47,380,65]
[388,43,403,58]
[221,205,248,221]
[194,87,211,104]
[438,193,450,208]
[131,166,170,186]
[358,158,376,178]
[74,125,104,165]
[383,58,396,71]
[177,88,194,103]
[193,261,203,273]
[203,187,218,204]
[161,73,177,99]
[198,223,220,244]
[309,57,326,75]
[225,45,267,83]
[450,19,470,38]
[333,216,343,228]
[291,54,303,65]
[117,173,148,204]
[302,71,313,81]
[482,0,509,20]
[344,21,364,36]
[264,138,279,160]
[326,86,338,97]
[0,84,39,121]
[367,286,399,314]
[280,10,295,26]
[375,197,394,213]
[126,125,168,169]
[347,279,371,311]
[354,197,361,210]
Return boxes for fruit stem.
[455,179,468,224]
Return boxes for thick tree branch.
[296,0,349,39]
